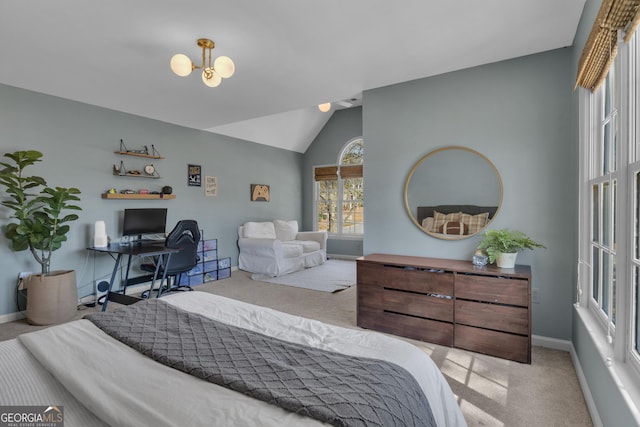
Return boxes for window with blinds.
[314,138,363,236]
[579,0,640,381]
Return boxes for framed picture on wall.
[251,184,270,202]
[205,176,217,197]
[188,164,201,187]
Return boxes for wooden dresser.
[356,253,532,363]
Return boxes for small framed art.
[251,184,270,202]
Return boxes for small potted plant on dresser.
[0,150,82,325]
[476,228,545,268]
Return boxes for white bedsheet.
[4,292,467,427]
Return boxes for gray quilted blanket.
[85,299,435,427]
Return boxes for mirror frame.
[403,146,503,240]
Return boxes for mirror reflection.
[403,146,503,240]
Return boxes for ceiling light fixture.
[170,38,235,88]
[318,102,331,112]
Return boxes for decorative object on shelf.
[0,150,81,325]
[162,185,173,194]
[188,164,201,186]
[113,160,159,178]
[476,228,545,268]
[116,139,163,159]
[251,184,270,202]
[205,176,218,197]
[170,38,235,88]
[472,250,488,267]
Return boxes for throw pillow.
[439,221,468,235]
[460,212,490,235]
[421,217,435,232]
[433,211,462,230]
[243,221,277,239]
[274,220,299,241]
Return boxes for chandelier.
[170,38,235,88]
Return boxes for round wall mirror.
[403,146,503,240]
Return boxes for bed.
[0,291,467,426]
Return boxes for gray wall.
[362,48,575,341]
[0,84,302,317]
[303,107,363,257]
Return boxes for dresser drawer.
[455,324,530,363]
[455,299,529,335]
[383,288,453,322]
[358,262,453,296]
[455,273,529,306]
[358,305,453,346]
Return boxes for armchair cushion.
[274,220,299,241]
[243,221,276,239]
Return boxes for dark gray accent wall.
[0,84,302,316]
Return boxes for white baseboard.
[532,334,573,352]
[531,335,602,427]
[0,311,25,324]
[568,342,604,427]
[327,254,359,260]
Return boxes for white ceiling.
[0,0,585,153]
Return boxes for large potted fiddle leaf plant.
[0,150,82,325]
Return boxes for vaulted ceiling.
[0,1,586,152]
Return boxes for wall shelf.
[101,193,176,200]
[114,151,164,159]
[112,170,160,179]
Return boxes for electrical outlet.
[532,287,540,304]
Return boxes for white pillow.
[273,220,298,241]
[243,221,276,239]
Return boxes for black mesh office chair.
[141,219,201,297]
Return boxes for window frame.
[313,137,363,239]
[580,30,640,379]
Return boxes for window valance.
[314,166,338,181]
[339,164,363,179]
[575,0,640,91]
[314,165,363,181]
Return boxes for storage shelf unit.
[177,238,231,287]
[357,253,532,363]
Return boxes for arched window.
[314,138,363,236]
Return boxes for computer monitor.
[122,208,167,242]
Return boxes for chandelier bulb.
[214,56,235,79]
[202,68,222,87]
[318,103,331,112]
[170,54,193,77]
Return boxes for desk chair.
[141,219,201,297]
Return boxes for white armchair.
[238,220,327,277]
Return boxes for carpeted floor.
[251,259,356,292]
[0,266,593,427]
